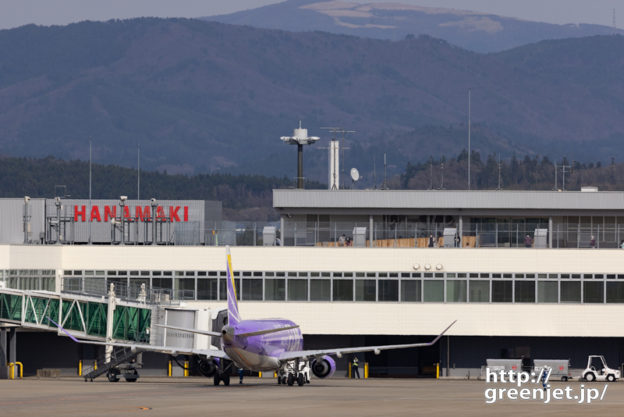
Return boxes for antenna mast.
[320,127,355,190]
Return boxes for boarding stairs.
[83,347,141,382]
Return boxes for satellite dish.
[350,168,360,182]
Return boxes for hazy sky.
[0,0,621,30]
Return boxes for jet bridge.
[0,285,153,379]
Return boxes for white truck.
[582,355,620,382]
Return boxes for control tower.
[280,121,319,189]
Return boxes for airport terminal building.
[2,190,624,378]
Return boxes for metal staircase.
[83,347,141,382]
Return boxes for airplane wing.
[278,320,456,362]
[155,323,300,338]
[47,316,229,359]
[69,339,229,359]
[154,323,222,337]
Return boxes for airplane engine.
[311,356,336,379]
[197,358,217,377]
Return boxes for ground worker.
[540,365,551,391]
[352,356,360,379]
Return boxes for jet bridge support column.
[0,328,7,379]
[9,327,16,365]
[105,284,117,364]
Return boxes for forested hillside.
[1,19,623,182]
[399,152,622,191]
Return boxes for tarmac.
[2,377,624,417]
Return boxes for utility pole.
[373,157,377,189]
[429,157,433,190]
[497,154,502,190]
[137,143,141,200]
[88,139,92,245]
[554,162,558,190]
[468,88,471,190]
[559,163,571,191]
[440,161,445,190]
[382,152,387,190]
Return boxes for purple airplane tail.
[226,246,241,326]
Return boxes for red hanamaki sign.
[73,205,189,222]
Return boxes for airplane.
[50,246,456,386]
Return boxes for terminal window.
[310,279,330,301]
[401,280,421,302]
[355,280,376,301]
[469,281,489,302]
[288,279,308,301]
[333,279,354,301]
[378,280,398,302]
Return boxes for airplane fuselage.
[222,319,303,371]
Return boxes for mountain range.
[206,0,624,53]
[0,18,623,182]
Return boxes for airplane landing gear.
[213,359,233,386]
[213,372,231,386]
[280,360,310,387]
